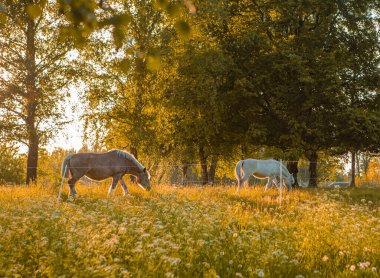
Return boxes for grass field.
[0,184,379,277]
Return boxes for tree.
[222,0,380,187]
[155,4,237,184]
[0,144,25,184]
[0,1,80,184]
[81,0,170,162]
[333,0,380,186]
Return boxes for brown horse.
[61,150,151,196]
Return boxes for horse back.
[68,152,126,181]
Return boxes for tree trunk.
[199,146,208,185]
[25,17,38,185]
[350,150,356,187]
[241,145,246,160]
[287,160,299,188]
[306,150,318,187]
[25,119,39,185]
[208,157,218,185]
[356,152,360,177]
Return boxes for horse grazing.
[235,159,294,191]
[61,150,151,196]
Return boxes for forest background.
[0,0,380,188]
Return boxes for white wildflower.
[358,261,370,269]
[203,262,210,269]
[256,269,264,277]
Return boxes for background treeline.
[0,0,379,187]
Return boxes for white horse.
[235,159,294,191]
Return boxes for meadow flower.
[235,273,243,277]
[203,262,210,268]
[289,259,299,265]
[163,256,181,266]
[322,255,329,262]
[256,269,264,277]
[350,265,356,271]
[295,275,305,278]
[197,239,205,246]
[272,250,285,257]
[371,267,377,272]
[358,261,370,269]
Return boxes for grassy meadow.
[0,183,379,277]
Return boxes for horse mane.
[113,150,145,171]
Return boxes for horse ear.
[143,167,147,172]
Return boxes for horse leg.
[68,177,79,196]
[272,177,280,189]
[264,177,272,191]
[120,177,129,196]
[108,173,122,196]
[237,178,243,192]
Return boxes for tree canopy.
[0,0,379,186]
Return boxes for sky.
[46,84,84,153]
[18,84,84,154]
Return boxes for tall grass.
[0,183,379,277]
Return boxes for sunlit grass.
[0,183,379,277]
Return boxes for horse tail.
[235,160,245,184]
[61,154,73,178]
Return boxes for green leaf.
[119,59,131,74]
[154,0,169,10]
[27,4,42,19]
[112,13,131,26]
[166,3,180,17]
[146,55,161,72]
[113,27,125,49]
[0,13,6,27]
[174,20,191,39]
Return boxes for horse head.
[284,173,295,189]
[136,168,151,191]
